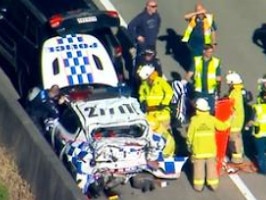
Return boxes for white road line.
[228,174,257,200]
[98,2,258,199]
[99,0,128,27]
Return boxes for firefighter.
[187,98,230,192]
[246,90,266,174]
[137,65,175,156]
[225,71,245,164]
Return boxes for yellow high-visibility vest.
[194,56,220,94]
[182,14,213,44]
[253,104,266,138]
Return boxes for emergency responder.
[26,85,67,132]
[185,44,222,114]
[182,2,217,57]
[128,0,161,56]
[138,65,175,156]
[187,98,231,192]
[257,74,266,103]
[246,90,266,174]
[225,71,245,164]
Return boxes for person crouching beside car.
[26,84,67,132]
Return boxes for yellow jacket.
[252,103,266,138]
[138,75,173,107]
[187,111,230,159]
[229,84,245,132]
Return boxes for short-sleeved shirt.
[188,16,217,55]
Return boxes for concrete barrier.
[0,70,87,200]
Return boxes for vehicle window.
[28,0,93,17]
[93,54,103,70]
[92,125,146,139]
[59,108,80,134]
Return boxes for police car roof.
[28,0,97,18]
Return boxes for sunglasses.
[149,5,157,8]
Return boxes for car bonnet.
[41,34,118,89]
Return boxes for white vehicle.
[44,88,188,195]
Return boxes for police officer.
[246,91,266,174]
[187,98,230,192]
[138,65,175,156]
[26,85,67,131]
[225,71,245,164]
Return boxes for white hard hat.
[226,71,242,84]
[27,87,41,101]
[138,65,155,80]
[195,98,210,111]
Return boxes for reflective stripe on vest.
[194,56,220,93]
[253,104,266,138]
[182,14,213,44]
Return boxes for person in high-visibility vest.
[187,98,230,192]
[185,44,222,114]
[246,90,266,174]
[138,65,175,157]
[182,2,217,57]
[225,71,245,164]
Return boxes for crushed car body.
[43,87,188,195]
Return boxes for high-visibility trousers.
[192,157,219,191]
[229,131,244,164]
[146,110,176,157]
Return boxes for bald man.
[128,0,161,56]
[182,3,217,57]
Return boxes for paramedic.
[187,98,230,192]
[182,2,217,57]
[185,44,222,114]
[246,91,266,174]
[225,71,245,164]
[138,65,175,156]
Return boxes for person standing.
[137,65,175,157]
[182,2,217,57]
[185,44,222,114]
[246,91,266,174]
[225,71,245,164]
[128,0,161,56]
[187,98,230,192]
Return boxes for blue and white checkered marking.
[57,34,95,85]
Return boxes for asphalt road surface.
[95,1,266,200]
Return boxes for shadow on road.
[158,28,192,72]
[252,23,266,55]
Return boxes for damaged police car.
[37,83,187,197]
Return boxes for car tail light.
[115,46,122,57]
[106,11,119,18]
[49,14,63,28]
